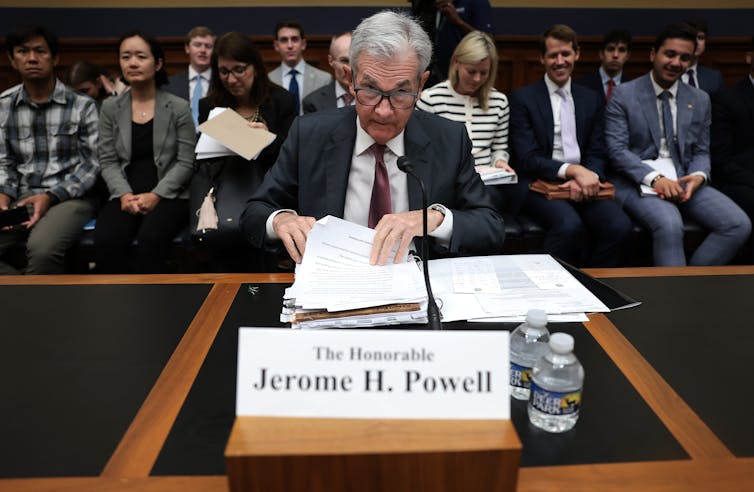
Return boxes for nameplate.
[236,328,510,419]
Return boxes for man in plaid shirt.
[0,26,99,274]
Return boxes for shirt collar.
[17,79,66,107]
[544,74,572,96]
[749,74,754,88]
[188,65,211,81]
[283,59,306,76]
[650,71,679,99]
[334,81,348,98]
[598,65,621,85]
[354,114,405,158]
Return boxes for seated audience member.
[165,26,215,129]
[95,31,196,274]
[575,29,632,103]
[605,23,750,266]
[0,26,99,274]
[193,31,296,271]
[417,30,526,215]
[510,24,632,267]
[67,60,117,108]
[682,19,725,95]
[240,11,504,265]
[303,31,353,113]
[711,37,754,260]
[268,20,332,115]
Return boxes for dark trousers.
[522,191,632,267]
[94,198,188,274]
[716,182,754,262]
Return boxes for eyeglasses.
[218,64,251,78]
[353,86,418,109]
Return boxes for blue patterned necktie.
[659,90,681,170]
[687,69,696,88]
[288,68,300,115]
[191,74,203,129]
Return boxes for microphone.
[397,156,443,331]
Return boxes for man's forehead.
[659,38,695,54]
[16,36,50,50]
[190,36,214,46]
[544,37,575,54]
[605,42,628,50]
[277,27,302,40]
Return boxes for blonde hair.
[448,31,498,111]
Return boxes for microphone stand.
[397,156,443,331]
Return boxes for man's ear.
[419,70,430,92]
[650,47,656,64]
[345,65,354,94]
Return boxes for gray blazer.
[268,61,332,99]
[98,89,197,200]
[303,80,338,113]
[605,74,711,184]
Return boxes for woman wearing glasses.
[417,31,526,215]
[95,31,196,273]
[193,31,296,271]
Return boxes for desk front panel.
[152,283,686,475]
[603,275,754,458]
[0,284,211,478]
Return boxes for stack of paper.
[476,165,518,185]
[196,107,276,161]
[282,216,428,329]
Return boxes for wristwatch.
[650,174,665,187]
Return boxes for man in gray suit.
[165,26,214,128]
[605,23,750,266]
[242,11,503,265]
[303,31,353,113]
[268,20,332,115]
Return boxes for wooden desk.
[1,268,752,491]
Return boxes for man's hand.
[557,179,585,202]
[370,209,444,265]
[678,175,705,202]
[652,176,685,202]
[273,212,316,264]
[17,193,51,228]
[435,0,473,32]
[493,160,515,173]
[565,164,600,197]
[120,193,141,215]
[0,193,10,211]
[134,192,160,214]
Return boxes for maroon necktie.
[368,143,391,228]
[606,78,615,102]
[341,92,354,106]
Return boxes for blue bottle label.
[510,362,532,389]
[530,382,581,416]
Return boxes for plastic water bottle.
[528,332,584,433]
[509,309,550,400]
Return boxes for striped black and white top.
[416,80,510,168]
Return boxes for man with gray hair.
[241,10,503,265]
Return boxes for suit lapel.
[323,109,357,217]
[116,93,133,158]
[534,81,555,153]
[572,86,588,148]
[153,91,171,162]
[740,78,754,125]
[638,76,662,151]
[675,83,694,165]
[403,114,433,211]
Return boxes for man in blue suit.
[575,29,632,103]
[605,23,750,266]
[510,24,632,267]
[682,19,725,96]
[241,11,504,265]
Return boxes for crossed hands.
[559,164,611,202]
[273,209,445,265]
[120,192,160,215]
[652,175,704,203]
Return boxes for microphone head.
[397,156,413,173]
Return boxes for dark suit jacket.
[98,90,196,200]
[711,77,754,186]
[575,71,631,103]
[240,107,505,257]
[165,70,190,101]
[302,80,338,114]
[197,84,297,173]
[696,65,725,96]
[509,79,609,181]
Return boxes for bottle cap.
[549,332,574,353]
[525,309,548,328]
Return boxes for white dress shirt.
[188,65,211,98]
[543,75,578,178]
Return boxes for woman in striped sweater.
[417,31,526,214]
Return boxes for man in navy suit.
[241,11,503,265]
[575,29,632,103]
[605,23,750,266]
[303,32,353,113]
[711,37,754,260]
[682,19,725,95]
[165,26,214,129]
[510,24,632,267]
